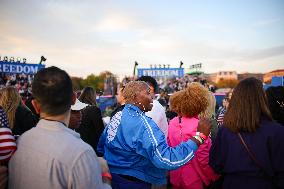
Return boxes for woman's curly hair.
[170,82,209,117]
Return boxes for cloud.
[253,18,281,27]
[0,0,283,78]
[194,23,217,30]
[239,46,284,61]
[94,13,141,31]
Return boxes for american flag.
[217,113,224,126]
[217,108,226,126]
[0,108,17,163]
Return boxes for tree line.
[71,71,116,93]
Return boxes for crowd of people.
[122,75,215,95]
[0,66,283,189]
[0,73,33,103]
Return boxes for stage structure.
[137,67,184,79]
[187,63,203,76]
[0,57,45,75]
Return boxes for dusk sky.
[1,0,284,78]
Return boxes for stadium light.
[133,61,139,76]
[39,56,47,64]
[179,61,184,68]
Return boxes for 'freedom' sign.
[137,68,184,78]
[0,61,45,74]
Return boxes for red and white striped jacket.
[0,108,17,163]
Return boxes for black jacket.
[76,105,105,154]
[13,105,39,136]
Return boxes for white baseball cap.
[71,99,88,111]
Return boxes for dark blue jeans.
[111,173,151,189]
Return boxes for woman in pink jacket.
[167,83,219,189]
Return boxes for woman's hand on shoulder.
[197,118,211,137]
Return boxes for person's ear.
[31,99,41,114]
[71,92,76,105]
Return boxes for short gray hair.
[122,81,149,103]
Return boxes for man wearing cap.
[8,67,111,189]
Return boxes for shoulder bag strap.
[237,133,270,177]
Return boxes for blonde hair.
[199,92,216,119]
[122,81,149,103]
[0,87,22,128]
[170,82,209,117]
[169,90,183,115]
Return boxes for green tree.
[99,71,114,78]
[80,74,104,91]
[71,77,83,91]
[216,79,239,88]
[72,71,117,94]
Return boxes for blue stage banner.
[137,68,184,78]
[0,61,45,74]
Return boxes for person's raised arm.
[136,117,211,170]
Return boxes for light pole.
[179,61,184,68]
[39,56,47,64]
[133,61,138,76]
